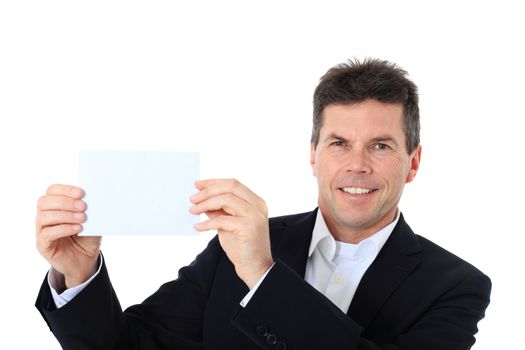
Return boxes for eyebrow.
[325,133,348,142]
[370,136,399,147]
[324,133,400,147]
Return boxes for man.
[35,58,491,349]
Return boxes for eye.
[373,143,390,151]
[330,140,345,147]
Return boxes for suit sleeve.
[232,259,491,350]
[35,237,222,350]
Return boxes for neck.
[324,208,399,244]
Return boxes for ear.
[310,143,317,177]
[405,144,422,183]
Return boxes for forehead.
[320,100,405,138]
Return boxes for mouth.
[339,187,378,195]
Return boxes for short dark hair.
[312,58,420,154]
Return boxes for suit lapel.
[346,214,422,329]
[269,209,318,278]
[267,210,423,331]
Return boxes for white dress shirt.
[239,209,398,310]
[50,210,399,313]
[303,209,398,312]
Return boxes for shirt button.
[334,274,343,283]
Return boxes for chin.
[334,212,373,229]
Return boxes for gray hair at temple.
[311,58,420,154]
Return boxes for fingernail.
[74,212,85,221]
[70,187,83,198]
[74,200,84,210]
[195,180,206,189]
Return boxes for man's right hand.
[36,184,101,290]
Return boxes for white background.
[1,1,523,348]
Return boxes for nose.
[345,147,371,174]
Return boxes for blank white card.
[79,150,199,236]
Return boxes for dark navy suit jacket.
[36,210,491,349]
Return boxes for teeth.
[342,187,372,195]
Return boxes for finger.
[202,209,226,220]
[46,184,84,199]
[194,215,238,232]
[39,223,83,242]
[193,179,260,205]
[191,179,267,214]
[37,210,86,228]
[38,195,86,212]
[189,193,254,217]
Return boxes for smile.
[340,187,376,195]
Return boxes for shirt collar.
[308,208,400,260]
[309,210,334,258]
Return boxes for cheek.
[317,158,339,183]
[378,162,408,190]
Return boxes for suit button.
[256,325,268,337]
[276,340,287,350]
[265,333,278,345]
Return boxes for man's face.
[310,99,422,242]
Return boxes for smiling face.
[310,99,422,243]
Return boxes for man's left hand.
[189,179,273,289]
